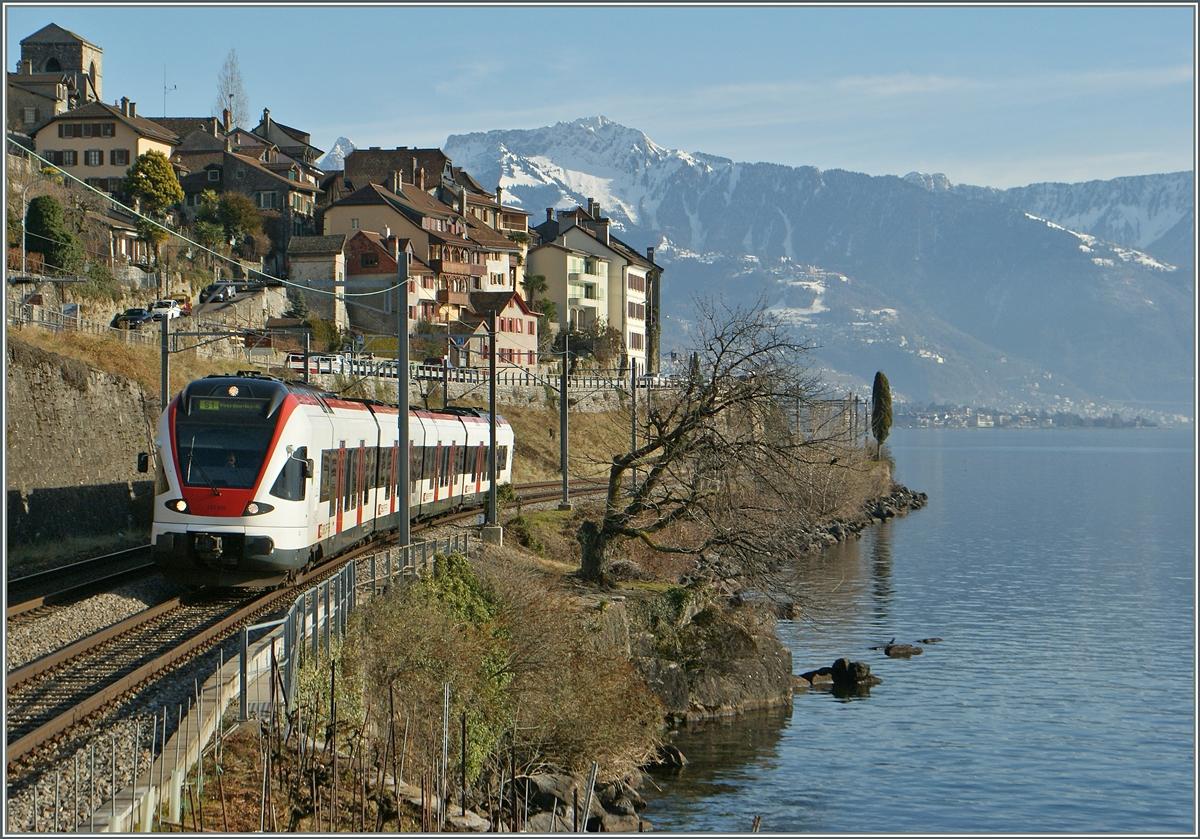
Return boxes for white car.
[150,300,182,320]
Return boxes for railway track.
[5,481,607,765]
[4,547,373,766]
[6,546,156,622]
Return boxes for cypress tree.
[871,371,892,457]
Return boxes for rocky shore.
[635,483,928,725]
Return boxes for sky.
[4,3,1195,188]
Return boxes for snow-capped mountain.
[445,116,729,234]
[445,118,1193,418]
[316,137,356,172]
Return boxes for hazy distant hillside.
[445,118,1194,418]
[905,170,1195,279]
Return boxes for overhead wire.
[7,138,408,298]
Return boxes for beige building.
[527,202,657,375]
[32,98,178,193]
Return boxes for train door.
[356,441,366,528]
[431,442,442,502]
[335,443,346,535]
[390,441,399,516]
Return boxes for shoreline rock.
[636,484,925,724]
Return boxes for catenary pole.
[559,333,570,509]
[488,309,498,526]
[398,256,410,552]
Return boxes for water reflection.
[645,706,791,824]
[870,524,894,622]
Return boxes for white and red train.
[145,372,513,586]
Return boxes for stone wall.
[6,339,159,545]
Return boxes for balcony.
[499,214,527,233]
[437,289,470,306]
[431,258,487,276]
[567,279,604,305]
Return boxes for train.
[142,372,514,587]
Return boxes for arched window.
[44,57,62,72]
[88,61,96,83]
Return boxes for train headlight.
[243,501,274,516]
[166,498,189,513]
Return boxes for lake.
[642,427,1195,833]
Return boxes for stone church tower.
[19,23,102,102]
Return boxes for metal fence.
[238,533,474,719]
[7,299,161,347]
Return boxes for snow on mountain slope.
[904,170,1194,256]
[446,116,727,232]
[316,137,356,171]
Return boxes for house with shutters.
[30,98,178,193]
[528,199,660,375]
[322,183,538,366]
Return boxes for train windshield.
[175,396,279,490]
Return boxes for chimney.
[593,202,602,219]
[496,185,503,206]
[647,246,655,263]
[120,96,129,116]
[391,171,401,194]
[222,108,230,134]
[384,226,391,240]
[263,107,270,136]
[587,198,594,216]
[418,168,425,190]
[129,101,136,118]
[20,59,32,74]
[224,134,232,153]
[546,208,554,223]
[459,189,467,217]
[599,218,610,246]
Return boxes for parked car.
[167,293,192,315]
[150,300,182,320]
[199,283,237,303]
[423,356,455,369]
[110,308,155,330]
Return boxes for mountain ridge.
[441,118,1193,420]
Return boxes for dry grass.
[9,327,246,398]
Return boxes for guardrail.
[7,299,161,346]
[238,533,473,718]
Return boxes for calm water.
[642,427,1196,833]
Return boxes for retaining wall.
[5,339,159,545]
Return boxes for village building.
[30,98,178,194]
[8,23,102,134]
[528,200,660,375]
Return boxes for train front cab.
[151,377,321,587]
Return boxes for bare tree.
[212,48,248,129]
[576,296,852,584]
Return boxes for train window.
[499,446,508,471]
[439,447,451,486]
[379,447,392,498]
[320,450,335,503]
[270,446,307,501]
